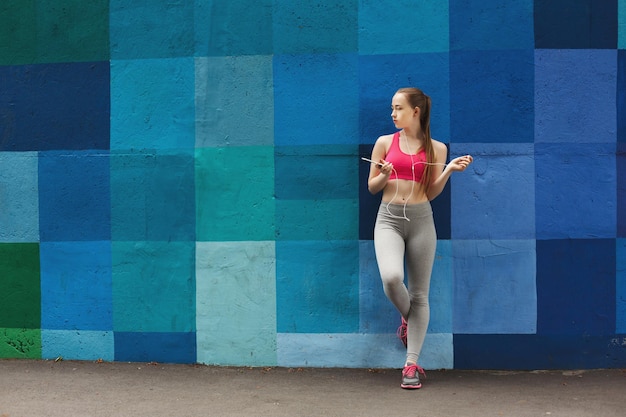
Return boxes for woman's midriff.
[381,179,429,204]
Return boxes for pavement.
[0,359,624,417]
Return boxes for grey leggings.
[374,201,436,364]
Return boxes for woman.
[367,87,472,389]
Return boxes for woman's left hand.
[448,155,473,172]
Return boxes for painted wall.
[0,0,624,370]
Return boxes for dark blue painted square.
[358,53,450,145]
[38,151,110,242]
[534,0,617,49]
[537,239,616,336]
[114,332,196,364]
[535,143,616,239]
[0,62,110,151]
[618,51,626,143]
[619,143,626,237]
[450,50,534,143]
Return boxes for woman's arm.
[427,141,473,201]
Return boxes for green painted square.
[0,328,41,359]
[0,243,40,328]
[0,0,109,65]
[196,147,275,241]
[112,241,195,332]
[275,199,359,240]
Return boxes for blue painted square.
[450,0,534,50]
[535,143,616,239]
[0,62,109,151]
[114,332,196,364]
[534,0,617,49]
[42,330,114,362]
[274,53,359,146]
[277,241,359,333]
[618,51,626,143]
[618,239,626,333]
[450,50,534,143]
[273,0,357,54]
[535,49,616,144]
[38,151,110,242]
[359,0,449,54]
[112,241,195,333]
[537,239,616,336]
[109,0,194,59]
[110,58,195,150]
[430,240,453,333]
[275,199,358,241]
[0,152,39,242]
[195,0,272,56]
[451,143,535,239]
[359,240,397,333]
[110,150,195,241]
[275,145,358,200]
[453,240,537,334]
[358,53,450,144]
[41,241,112,331]
[195,56,274,147]
[619,143,626,237]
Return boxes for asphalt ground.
[1,359,624,417]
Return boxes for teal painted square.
[451,143,536,239]
[111,150,195,241]
[110,58,195,150]
[195,56,274,147]
[535,49,617,143]
[196,147,274,241]
[429,240,453,333]
[41,330,114,361]
[274,145,358,200]
[112,241,195,332]
[359,0,449,54]
[196,241,277,366]
[195,0,272,56]
[453,240,537,334]
[276,240,359,333]
[273,0,357,54]
[450,0,534,50]
[110,0,193,59]
[274,53,359,146]
[620,1,626,49]
[40,241,112,331]
[618,239,626,333]
[0,152,39,242]
[275,199,358,241]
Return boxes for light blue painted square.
[358,53,450,144]
[273,0,357,54]
[429,240,453,333]
[450,0,534,50]
[110,58,195,150]
[535,49,617,143]
[451,143,536,239]
[41,330,114,361]
[38,151,110,242]
[277,241,359,333]
[359,240,397,333]
[359,0,449,54]
[112,241,195,332]
[111,150,195,241]
[195,56,273,147]
[194,0,272,56]
[274,53,359,146]
[275,199,358,240]
[196,241,277,366]
[110,0,194,59]
[453,240,537,334]
[40,241,112,331]
[617,239,626,333]
[536,143,616,239]
[0,152,38,242]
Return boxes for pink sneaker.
[396,317,407,347]
[400,364,426,389]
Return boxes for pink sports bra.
[385,131,427,183]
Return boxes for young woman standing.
[367,87,473,389]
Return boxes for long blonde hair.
[396,87,435,193]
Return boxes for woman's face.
[390,93,417,129]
